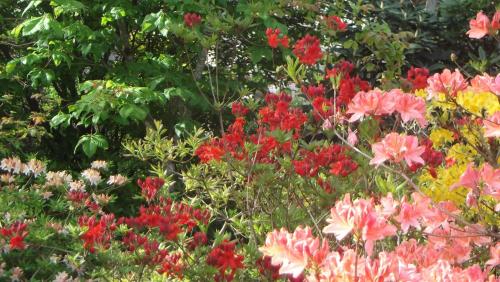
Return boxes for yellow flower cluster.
[446,143,478,164]
[429,128,454,148]
[419,164,467,205]
[456,91,500,117]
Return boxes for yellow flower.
[419,164,467,205]
[429,128,455,148]
[456,91,500,117]
[459,126,481,147]
[446,143,477,164]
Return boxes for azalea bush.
[0,2,499,282]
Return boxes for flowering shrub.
[0,4,499,282]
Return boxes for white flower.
[46,171,73,187]
[91,160,108,170]
[107,174,127,186]
[41,191,53,200]
[10,267,23,282]
[81,169,101,186]
[23,159,46,177]
[68,180,86,192]
[0,157,23,174]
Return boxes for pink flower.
[347,128,358,146]
[390,90,427,127]
[370,133,425,167]
[467,11,491,39]
[484,111,500,138]
[451,164,481,191]
[323,194,396,256]
[426,69,467,98]
[470,73,500,95]
[493,10,500,31]
[347,89,395,122]
[451,163,500,202]
[259,226,329,278]
[486,243,500,268]
[395,200,421,233]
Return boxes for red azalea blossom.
[256,256,281,280]
[407,66,429,90]
[207,240,244,282]
[231,102,249,117]
[184,13,201,28]
[0,222,28,250]
[79,214,116,253]
[324,15,347,31]
[293,34,323,65]
[265,28,289,48]
[137,177,165,202]
[301,84,325,99]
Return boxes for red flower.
[293,34,323,65]
[9,236,25,250]
[195,143,225,163]
[407,67,429,91]
[337,75,371,106]
[301,84,325,99]
[79,214,116,253]
[0,222,28,251]
[265,28,289,48]
[188,231,208,249]
[231,102,249,117]
[184,13,201,28]
[207,240,244,282]
[330,159,358,177]
[324,15,347,31]
[137,177,165,202]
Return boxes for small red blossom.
[195,143,225,163]
[184,13,201,28]
[207,240,244,282]
[0,222,28,250]
[79,214,116,253]
[188,231,208,249]
[293,34,323,65]
[407,67,429,91]
[137,177,165,202]
[265,28,289,48]
[324,15,347,31]
[231,102,249,117]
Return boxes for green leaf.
[248,47,272,64]
[74,134,108,157]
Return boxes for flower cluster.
[137,176,165,202]
[467,10,500,39]
[323,15,347,31]
[347,89,427,126]
[293,34,323,65]
[0,222,28,251]
[184,12,202,28]
[206,240,244,282]
[265,28,289,48]
[260,193,496,281]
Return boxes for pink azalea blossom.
[347,89,395,122]
[390,90,428,127]
[467,11,491,39]
[395,199,421,233]
[259,226,329,278]
[469,73,500,95]
[323,194,396,256]
[370,133,425,167]
[451,163,500,205]
[426,69,467,98]
[347,128,358,146]
[483,111,500,138]
[486,243,500,268]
